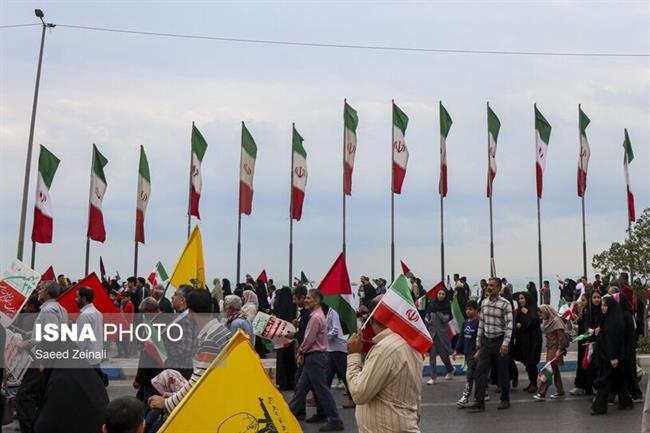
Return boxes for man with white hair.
[223,295,255,344]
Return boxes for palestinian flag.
[415,281,444,312]
[296,271,310,287]
[577,105,591,197]
[343,101,359,195]
[400,260,415,278]
[487,105,501,198]
[534,105,552,199]
[320,252,357,333]
[392,102,409,194]
[439,102,452,197]
[448,296,464,338]
[189,124,208,219]
[31,145,60,244]
[367,274,432,354]
[87,144,108,242]
[291,125,307,221]
[147,261,169,286]
[239,122,257,215]
[41,266,55,281]
[623,129,635,222]
[256,269,268,285]
[135,145,151,243]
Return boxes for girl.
[591,296,632,414]
[533,305,566,400]
[425,288,455,384]
[513,292,542,393]
[570,294,591,395]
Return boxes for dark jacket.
[454,318,479,358]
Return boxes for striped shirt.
[164,319,231,413]
[347,328,423,433]
[476,295,513,347]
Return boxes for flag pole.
[289,123,295,286]
[391,100,395,282]
[133,241,139,277]
[187,121,194,240]
[579,105,587,278]
[342,99,347,257]
[439,101,445,285]
[30,242,36,269]
[237,209,242,284]
[85,144,93,276]
[535,104,543,290]
[488,102,495,278]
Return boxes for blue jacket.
[454,318,479,358]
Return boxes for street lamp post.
[16,9,55,262]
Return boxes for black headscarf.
[222,278,232,296]
[515,291,539,318]
[597,296,624,361]
[427,289,451,316]
[526,282,538,307]
[256,280,271,312]
[586,293,603,328]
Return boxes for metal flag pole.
[133,241,139,277]
[342,100,347,257]
[17,10,55,261]
[187,121,194,240]
[289,123,295,286]
[488,102,495,278]
[30,242,36,269]
[237,123,243,283]
[390,100,395,282]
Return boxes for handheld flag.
[158,331,302,433]
[448,296,464,338]
[392,102,409,194]
[135,145,151,243]
[31,145,60,244]
[415,281,444,311]
[87,144,108,242]
[343,101,359,195]
[256,269,268,285]
[577,106,591,197]
[99,256,107,282]
[189,124,208,219]
[169,226,206,289]
[319,252,357,333]
[400,260,415,279]
[623,129,635,222]
[487,105,501,198]
[239,123,258,215]
[147,261,169,286]
[439,102,452,197]
[41,266,55,281]
[534,105,552,199]
[57,273,121,318]
[291,126,308,220]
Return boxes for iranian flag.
[343,101,359,195]
[291,125,307,221]
[534,105,552,199]
[487,105,501,198]
[147,261,169,286]
[189,124,208,219]
[577,106,591,197]
[367,274,432,354]
[239,122,258,215]
[87,144,108,242]
[135,145,151,243]
[623,129,635,222]
[392,102,409,194]
[320,252,358,334]
[448,296,464,338]
[31,145,60,244]
[439,102,452,197]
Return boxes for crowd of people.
[0,268,646,432]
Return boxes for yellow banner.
[169,225,206,289]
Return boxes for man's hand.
[499,345,509,357]
[347,333,363,355]
[451,351,457,361]
[147,395,166,410]
[473,348,481,361]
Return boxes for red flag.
[425,281,445,299]
[57,273,121,319]
[256,269,268,285]
[41,266,55,281]
[99,256,107,281]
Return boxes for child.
[453,300,480,407]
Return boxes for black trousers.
[275,346,297,391]
[326,351,350,396]
[592,362,632,413]
[474,336,510,402]
[15,368,44,433]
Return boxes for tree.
[592,207,650,287]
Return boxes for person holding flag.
[425,287,456,385]
[533,305,567,400]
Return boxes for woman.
[570,294,592,395]
[242,289,259,322]
[591,296,633,414]
[533,305,566,400]
[513,291,542,393]
[222,278,232,297]
[620,294,642,403]
[526,281,539,308]
[211,278,223,313]
[425,288,455,385]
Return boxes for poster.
[4,329,33,383]
[0,259,40,328]
[252,312,296,349]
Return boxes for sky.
[1,1,649,290]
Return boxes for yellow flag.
[158,330,303,433]
[169,225,206,289]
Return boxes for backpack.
[559,316,575,349]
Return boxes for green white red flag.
[448,296,464,338]
[577,106,591,197]
[487,105,501,198]
[343,101,359,195]
[189,124,208,219]
[135,145,151,243]
[87,144,108,242]
[392,102,409,194]
[439,102,452,197]
[534,105,552,199]
[31,145,60,244]
[623,129,635,222]
[147,261,169,286]
[239,123,258,215]
[366,274,432,354]
[291,125,307,221]
[319,252,357,333]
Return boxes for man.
[16,281,69,433]
[57,274,69,290]
[466,277,514,412]
[102,396,145,433]
[151,284,173,313]
[359,276,377,309]
[131,277,149,313]
[346,295,423,433]
[165,285,198,379]
[593,274,602,294]
[133,297,166,403]
[75,286,108,386]
[326,307,355,409]
[540,280,551,305]
[286,285,310,410]
[148,289,231,413]
[289,289,344,431]
[576,276,587,299]
[223,295,255,343]
[478,279,487,301]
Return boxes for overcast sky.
[1,1,648,289]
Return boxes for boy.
[453,300,480,407]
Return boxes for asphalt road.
[95,372,643,433]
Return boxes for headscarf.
[598,296,625,360]
[516,291,538,318]
[539,305,564,334]
[242,289,259,322]
[222,278,232,297]
[243,290,259,308]
[211,278,223,302]
[428,289,451,316]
